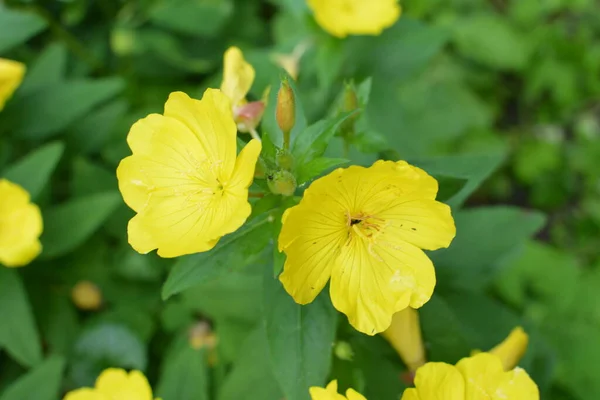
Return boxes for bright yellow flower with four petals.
[0,179,43,267]
[278,160,455,335]
[401,353,539,400]
[116,89,262,258]
[307,0,401,38]
[310,380,366,400]
[0,58,25,111]
[64,368,159,400]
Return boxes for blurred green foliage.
[0,0,599,399]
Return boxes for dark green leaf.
[162,214,273,299]
[19,43,68,95]
[41,192,121,258]
[156,345,209,400]
[0,6,47,52]
[0,269,42,367]
[296,157,349,185]
[149,0,233,37]
[0,355,65,400]
[263,271,337,400]
[2,141,64,199]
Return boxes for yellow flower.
[307,0,401,38]
[116,89,262,258]
[220,46,264,134]
[64,368,159,400]
[0,179,43,267]
[310,380,366,400]
[488,326,529,371]
[381,308,425,371]
[401,353,539,400]
[0,58,25,111]
[278,161,455,335]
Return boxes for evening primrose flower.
[279,161,455,335]
[0,179,42,267]
[401,353,539,400]
[116,89,262,258]
[307,0,401,38]
[381,308,425,371]
[64,368,159,400]
[0,58,25,111]
[310,380,366,400]
[220,46,264,135]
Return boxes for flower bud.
[267,170,297,197]
[276,78,295,148]
[339,82,360,136]
[488,326,528,371]
[72,280,103,311]
[334,341,354,361]
[235,100,265,133]
[276,148,294,171]
[381,308,425,372]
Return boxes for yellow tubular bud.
[489,326,529,371]
[381,308,426,371]
[276,78,295,149]
[71,281,103,311]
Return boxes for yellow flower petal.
[117,89,259,257]
[495,367,540,399]
[307,0,401,38]
[0,58,25,111]
[345,389,367,400]
[0,179,43,267]
[400,389,420,400]
[411,362,465,400]
[381,308,425,371]
[310,380,366,400]
[95,369,153,400]
[63,389,108,400]
[489,326,529,371]
[220,46,255,108]
[279,161,453,335]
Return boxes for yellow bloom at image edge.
[63,368,160,400]
[116,89,261,258]
[0,58,25,111]
[308,0,401,38]
[310,380,366,400]
[0,179,43,267]
[279,160,456,335]
[402,353,539,400]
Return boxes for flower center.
[346,212,384,241]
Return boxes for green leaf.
[3,78,124,140]
[432,207,546,289]
[68,323,147,388]
[41,192,121,258]
[0,355,65,400]
[67,100,128,154]
[292,112,356,165]
[39,295,80,356]
[0,269,42,367]
[162,214,273,299]
[410,151,507,208]
[2,141,64,199]
[71,158,116,197]
[0,6,47,53]
[295,157,349,185]
[218,328,283,400]
[263,272,337,400]
[156,346,209,400]
[19,43,68,95]
[149,0,233,37]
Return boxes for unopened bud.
[334,341,354,361]
[488,326,528,371]
[340,82,360,136]
[381,308,425,372]
[72,281,103,311]
[276,149,294,171]
[267,170,297,197]
[235,101,265,133]
[276,78,295,149]
[189,321,219,366]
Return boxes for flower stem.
[249,127,261,142]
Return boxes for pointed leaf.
[156,346,209,400]
[0,355,65,400]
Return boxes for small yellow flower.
[278,161,455,335]
[64,368,159,400]
[0,179,43,267]
[488,326,529,371]
[307,0,401,38]
[310,380,366,400]
[381,308,425,371]
[272,41,309,81]
[220,46,264,133]
[72,281,103,311]
[116,89,262,258]
[0,58,25,111]
[401,353,539,400]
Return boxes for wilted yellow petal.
[307,0,401,38]
[220,46,255,108]
[0,179,43,267]
[382,308,426,371]
[0,58,25,111]
[489,326,529,370]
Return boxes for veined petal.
[456,353,506,399]
[377,199,455,251]
[63,389,109,400]
[95,369,153,400]
[279,201,347,304]
[163,90,237,180]
[496,367,540,399]
[220,46,255,108]
[346,389,367,400]
[309,381,357,400]
[228,138,262,190]
[411,362,465,400]
[0,58,25,111]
